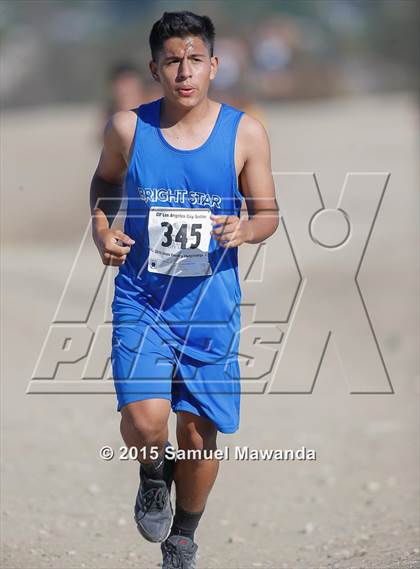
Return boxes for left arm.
[211,114,279,246]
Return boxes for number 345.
[160,222,202,249]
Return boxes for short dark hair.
[149,11,215,61]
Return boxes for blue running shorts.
[111,318,241,434]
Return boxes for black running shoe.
[134,446,176,543]
[161,534,198,569]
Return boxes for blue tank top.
[113,97,244,363]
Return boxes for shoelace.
[163,540,195,569]
[140,484,167,512]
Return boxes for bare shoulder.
[237,113,269,143]
[237,113,270,156]
[104,109,138,160]
[236,112,270,165]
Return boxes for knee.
[177,414,217,451]
[121,407,166,446]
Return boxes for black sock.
[169,502,204,541]
[141,441,170,480]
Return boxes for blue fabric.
[112,321,241,433]
[111,97,244,432]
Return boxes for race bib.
[147,207,213,277]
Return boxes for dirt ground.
[1,93,419,568]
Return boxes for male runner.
[90,11,278,569]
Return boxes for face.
[150,35,218,107]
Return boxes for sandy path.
[1,93,419,568]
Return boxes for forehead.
[160,35,208,57]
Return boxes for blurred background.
[1,0,418,108]
[1,1,419,568]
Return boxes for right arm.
[90,111,136,265]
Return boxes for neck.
[160,97,213,128]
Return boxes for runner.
[90,11,278,568]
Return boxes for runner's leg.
[120,398,171,462]
[120,398,176,542]
[170,411,219,539]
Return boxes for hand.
[93,228,135,266]
[210,214,253,248]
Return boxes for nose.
[177,57,192,81]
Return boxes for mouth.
[176,86,195,97]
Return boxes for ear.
[209,55,219,81]
[149,60,160,82]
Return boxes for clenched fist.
[210,214,253,248]
[93,228,135,266]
